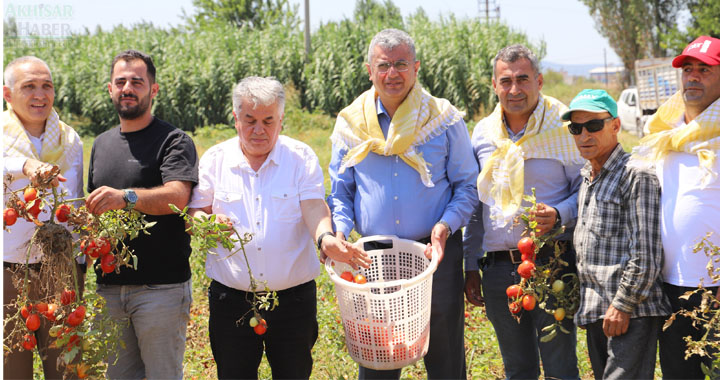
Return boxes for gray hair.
[231,76,285,114]
[4,56,53,88]
[367,28,417,63]
[492,44,540,79]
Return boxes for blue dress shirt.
[329,98,479,241]
[462,118,583,271]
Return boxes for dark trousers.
[359,231,467,379]
[659,283,720,380]
[586,316,661,380]
[208,279,319,380]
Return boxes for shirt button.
[256,222,260,226]
[394,196,398,200]
[396,220,400,225]
[260,273,264,276]
[255,173,259,177]
[258,247,262,251]
[394,173,398,177]
[256,197,259,201]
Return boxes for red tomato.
[23,187,37,202]
[22,334,36,351]
[20,304,32,319]
[84,240,100,259]
[4,208,18,226]
[45,303,58,321]
[55,204,71,223]
[66,306,85,327]
[61,289,76,305]
[26,313,41,331]
[253,319,267,335]
[508,301,522,314]
[505,284,523,299]
[340,271,354,283]
[27,201,41,219]
[100,254,116,274]
[97,238,112,256]
[67,334,80,351]
[517,260,536,279]
[522,294,536,311]
[354,274,367,284]
[35,302,48,313]
[517,237,536,260]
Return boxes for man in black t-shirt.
[86,50,198,380]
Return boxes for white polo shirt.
[657,121,720,287]
[188,135,324,291]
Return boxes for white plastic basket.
[324,235,439,370]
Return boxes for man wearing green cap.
[567,89,670,379]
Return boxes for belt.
[486,243,556,265]
[211,279,315,297]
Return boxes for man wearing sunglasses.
[567,89,670,379]
[328,28,478,379]
[631,35,720,379]
[463,44,584,379]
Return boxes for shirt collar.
[376,97,390,118]
[580,143,625,180]
[232,136,282,171]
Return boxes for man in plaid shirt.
[566,89,670,379]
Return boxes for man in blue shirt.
[463,44,583,379]
[328,28,478,379]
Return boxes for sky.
[2,0,622,67]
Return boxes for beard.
[113,92,151,120]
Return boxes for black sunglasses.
[568,117,614,135]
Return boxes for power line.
[478,0,500,22]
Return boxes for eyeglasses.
[375,60,411,74]
[568,117,614,135]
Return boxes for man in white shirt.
[2,56,84,379]
[188,76,369,379]
[632,35,720,379]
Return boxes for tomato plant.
[506,284,523,299]
[517,260,535,279]
[25,313,41,331]
[517,237,536,261]
[21,334,36,351]
[55,204,71,223]
[522,294,536,311]
[4,208,18,226]
[23,187,37,202]
[253,318,268,335]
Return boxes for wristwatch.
[437,220,452,236]
[122,189,138,210]
[317,231,335,251]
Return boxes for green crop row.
[4,5,541,136]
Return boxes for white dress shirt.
[188,135,324,291]
[3,133,84,263]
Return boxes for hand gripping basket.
[325,235,439,370]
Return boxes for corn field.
[3,2,542,135]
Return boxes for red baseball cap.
[672,36,720,67]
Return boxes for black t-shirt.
[87,117,198,285]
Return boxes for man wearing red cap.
[632,35,720,379]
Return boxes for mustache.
[120,94,138,100]
[685,82,705,91]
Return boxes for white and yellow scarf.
[3,106,81,174]
[630,91,720,187]
[330,82,464,187]
[476,94,584,228]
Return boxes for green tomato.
[249,317,259,327]
[552,280,565,293]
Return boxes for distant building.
[589,66,626,86]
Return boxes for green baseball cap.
[561,89,618,121]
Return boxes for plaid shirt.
[574,144,670,326]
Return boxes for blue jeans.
[482,251,579,380]
[97,280,192,380]
[359,231,467,379]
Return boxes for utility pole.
[304,0,311,62]
[603,48,608,87]
[477,0,500,23]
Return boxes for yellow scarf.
[3,106,81,175]
[330,82,464,187]
[630,91,720,187]
[476,94,584,228]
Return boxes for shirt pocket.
[589,190,623,240]
[213,190,243,220]
[270,187,301,223]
